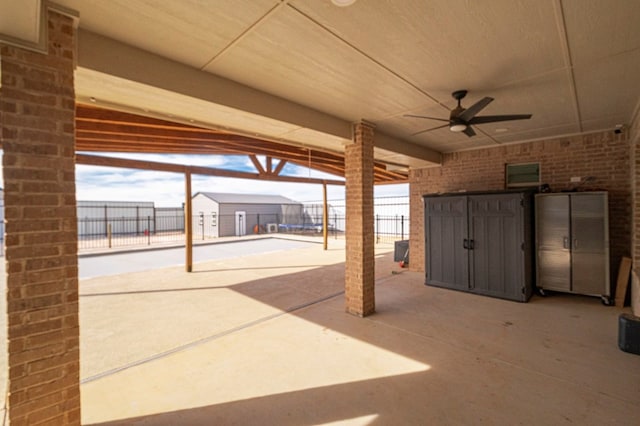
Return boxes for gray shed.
[191,192,305,238]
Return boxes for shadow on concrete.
[89,371,434,426]
[83,249,640,425]
[190,264,330,274]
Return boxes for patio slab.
[78,240,639,425]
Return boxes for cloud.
[82,152,250,170]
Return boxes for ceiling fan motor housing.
[405,89,532,137]
[452,89,468,101]
[449,106,467,132]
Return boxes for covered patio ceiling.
[75,104,408,184]
[2,1,638,175]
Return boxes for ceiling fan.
[405,90,532,137]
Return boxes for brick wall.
[632,111,640,277]
[409,131,631,286]
[345,122,375,316]
[1,11,80,425]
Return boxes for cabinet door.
[570,193,609,296]
[536,195,571,292]
[469,193,524,300]
[425,196,468,290]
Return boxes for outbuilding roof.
[196,192,300,205]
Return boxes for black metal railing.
[78,214,185,250]
[0,197,410,254]
[73,211,408,251]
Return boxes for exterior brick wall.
[632,112,640,279]
[1,11,80,425]
[345,122,375,316]
[409,131,631,291]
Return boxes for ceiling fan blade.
[468,114,532,124]
[463,126,476,137]
[404,114,449,122]
[411,124,449,136]
[458,97,494,122]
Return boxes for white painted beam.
[374,132,442,166]
[76,29,441,166]
[77,29,350,139]
[0,0,42,44]
[0,1,78,53]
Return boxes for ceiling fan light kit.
[449,121,467,132]
[406,90,532,138]
[331,0,357,7]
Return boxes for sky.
[1,152,407,207]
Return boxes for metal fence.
[0,196,410,254]
[77,204,185,250]
[78,214,186,250]
[75,211,407,251]
[303,195,410,243]
[190,212,339,239]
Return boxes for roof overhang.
[75,29,441,170]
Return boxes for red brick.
[345,121,375,316]
[2,9,80,424]
[410,131,631,278]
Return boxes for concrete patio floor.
[4,237,640,425]
[77,238,640,425]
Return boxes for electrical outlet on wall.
[570,176,581,183]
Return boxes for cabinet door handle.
[563,236,569,249]
[463,239,469,249]
[469,239,475,250]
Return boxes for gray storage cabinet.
[535,192,610,302]
[424,191,534,302]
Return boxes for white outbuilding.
[191,192,306,238]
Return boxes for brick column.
[632,113,640,302]
[1,10,80,425]
[345,121,375,317]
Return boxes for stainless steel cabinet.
[424,191,534,302]
[535,192,610,301]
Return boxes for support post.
[185,171,193,272]
[323,182,329,250]
[344,121,375,317]
[1,8,81,424]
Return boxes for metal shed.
[191,192,305,238]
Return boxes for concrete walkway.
[77,239,639,425]
[78,237,317,279]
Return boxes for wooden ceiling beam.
[76,154,346,186]
[76,140,402,181]
[76,139,348,173]
[76,134,349,168]
[272,159,287,176]
[76,104,207,131]
[77,126,350,163]
[74,104,408,183]
[75,129,348,163]
[76,139,245,156]
[76,121,261,144]
[248,155,266,174]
